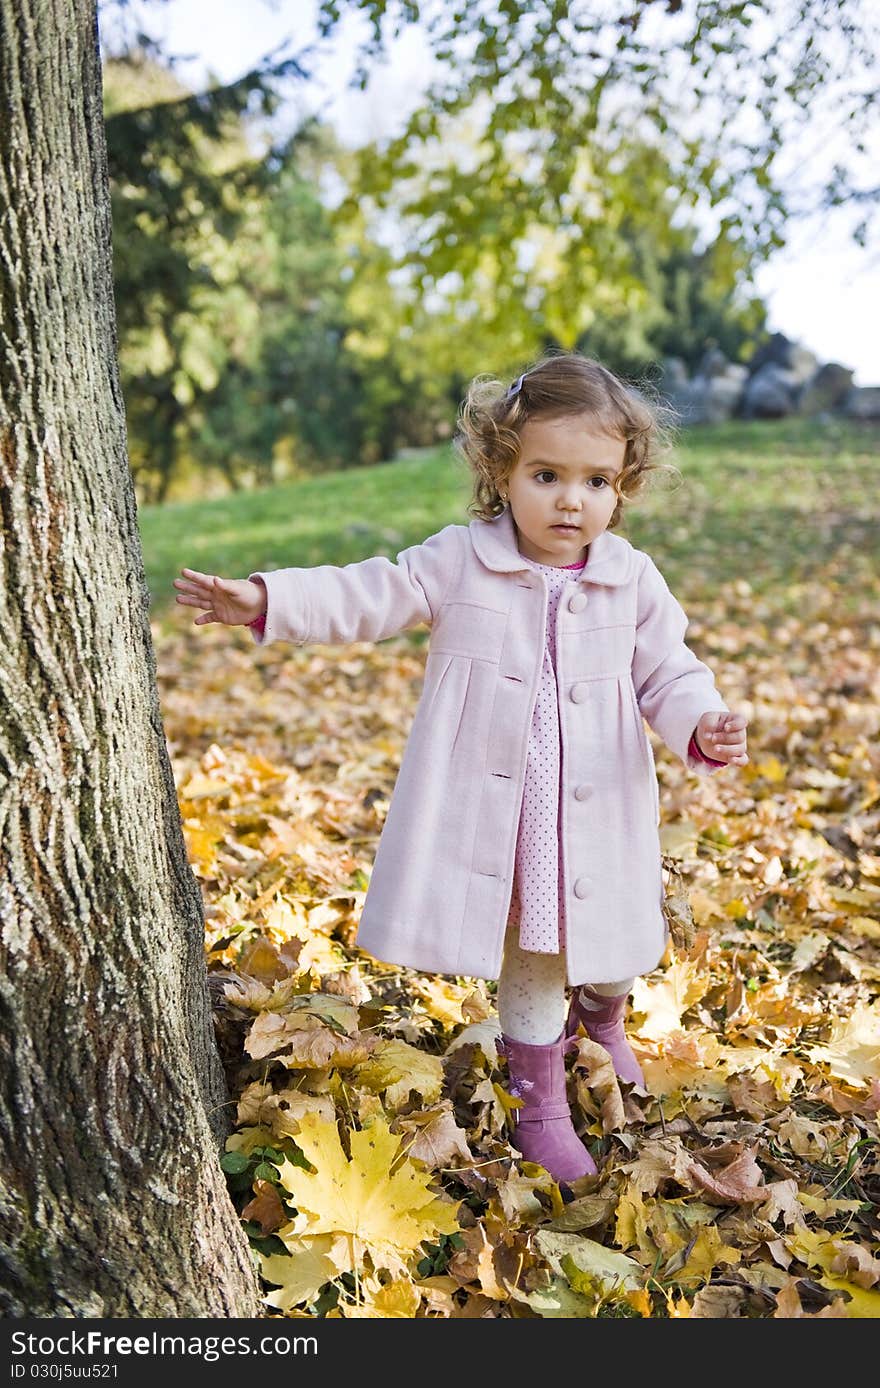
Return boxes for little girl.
[174,352,749,1187]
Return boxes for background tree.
[330,112,767,383]
[0,0,260,1315]
[318,0,879,250]
[91,1,875,503]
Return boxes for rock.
[656,338,866,424]
[748,332,818,384]
[740,362,800,418]
[658,356,689,390]
[696,346,735,379]
[662,356,748,424]
[840,385,880,419]
[797,362,854,414]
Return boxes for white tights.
[497,924,636,1045]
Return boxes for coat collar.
[468,505,634,587]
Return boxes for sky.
[102,0,880,386]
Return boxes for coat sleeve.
[245,523,462,647]
[631,554,730,777]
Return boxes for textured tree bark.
[0,0,261,1315]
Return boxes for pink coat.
[248,506,730,984]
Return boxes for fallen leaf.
[691,1284,747,1317]
[568,1035,627,1131]
[236,1079,336,1135]
[393,1102,473,1169]
[773,1282,848,1318]
[242,1179,287,1234]
[276,1111,461,1277]
[355,1038,445,1108]
[630,959,712,1041]
[340,1277,421,1318]
[259,1239,341,1312]
[535,1230,644,1299]
[830,1243,880,1289]
[805,1002,880,1088]
[245,1011,374,1068]
[817,1275,880,1317]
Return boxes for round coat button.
[570,682,590,703]
[568,592,588,613]
[574,876,593,898]
[574,783,593,800]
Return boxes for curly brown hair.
[453,350,680,527]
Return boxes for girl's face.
[504,413,626,566]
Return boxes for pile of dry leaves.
[155,567,879,1317]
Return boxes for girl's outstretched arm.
[245,523,463,647]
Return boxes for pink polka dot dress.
[506,550,587,955]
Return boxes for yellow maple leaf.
[259,1239,340,1313]
[224,1125,276,1156]
[264,894,311,939]
[623,1287,653,1317]
[798,1191,865,1220]
[276,1112,460,1277]
[355,1039,444,1109]
[412,976,481,1028]
[818,1275,880,1318]
[846,916,880,940]
[805,1002,880,1088]
[614,1187,654,1259]
[630,959,711,1041]
[784,1225,880,1306]
[296,933,348,977]
[179,771,232,801]
[341,1277,422,1318]
[678,1225,742,1283]
[724,898,749,919]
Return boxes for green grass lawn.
[142,416,879,639]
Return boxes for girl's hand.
[173,569,267,627]
[695,710,749,766]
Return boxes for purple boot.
[565,987,645,1088]
[495,1031,598,1182]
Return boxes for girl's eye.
[534,471,607,488]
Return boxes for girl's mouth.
[551,524,580,532]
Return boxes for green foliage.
[416,1231,466,1278]
[317,0,878,249]
[104,50,370,502]
[104,4,873,504]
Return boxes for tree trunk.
[0,0,261,1316]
